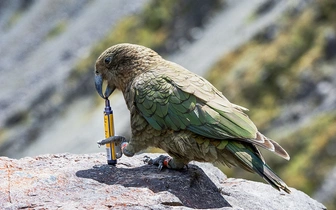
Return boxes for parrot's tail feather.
[251,139,274,151]
[269,139,290,160]
[225,142,291,193]
[260,164,292,194]
[244,132,290,160]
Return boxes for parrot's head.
[95,43,160,98]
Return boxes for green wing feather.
[134,65,257,140]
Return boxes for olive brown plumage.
[94,43,291,193]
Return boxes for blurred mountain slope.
[207,1,336,208]
[0,0,148,153]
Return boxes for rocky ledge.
[0,153,326,209]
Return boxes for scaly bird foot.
[97,136,132,158]
[144,155,188,171]
[143,155,172,171]
[97,135,126,146]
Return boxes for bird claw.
[143,155,171,171]
[158,162,164,171]
[97,136,127,159]
[143,155,154,164]
[97,136,126,146]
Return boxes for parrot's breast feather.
[133,67,257,139]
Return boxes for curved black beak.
[95,74,115,99]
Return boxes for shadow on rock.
[76,163,230,209]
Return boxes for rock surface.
[0,153,326,210]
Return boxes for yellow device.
[103,98,117,165]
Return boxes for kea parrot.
[94,43,291,193]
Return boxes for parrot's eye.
[104,56,112,65]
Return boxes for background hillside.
[0,0,335,208]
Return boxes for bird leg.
[144,155,186,170]
[97,136,134,157]
[98,137,187,170]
